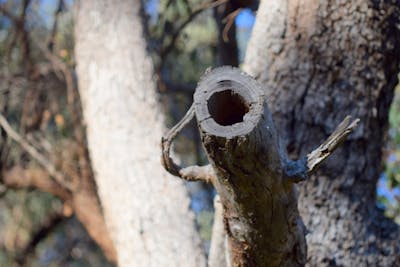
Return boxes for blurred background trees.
[0,0,399,266]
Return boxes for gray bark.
[194,67,307,266]
[244,0,400,266]
[74,1,206,266]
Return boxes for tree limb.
[284,116,360,183]
[1,164,117,263]
[307,116,360,172]
[2,166,71,200]
[47,0,64,52]
[161,104,215,183]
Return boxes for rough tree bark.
[194,67,308,266]
[74,1,205,266]
[244,0,400,266]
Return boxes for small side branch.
[0,113,73,191]
[161,104,215,183]
[285,116,359,182]
[307,116,359,172]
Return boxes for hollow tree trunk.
[74,1,205,266]
[193,67,307,266]
[244,0,400,266]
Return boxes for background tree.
[244,0,400,265]
[74,1,205,266]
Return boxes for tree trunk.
[193,67,307,266]
[244,0,400,266]
[74,1,206,266]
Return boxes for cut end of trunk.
[194,66,265,138]
[208,89,250,126]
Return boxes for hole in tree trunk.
[208,90,249,126]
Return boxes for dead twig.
[222,8,242,42]
[285,116,360,182]
[161,104,215,183]
[307,116,360,172]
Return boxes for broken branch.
[161,104,215,183]
[284,116,359,183]
[307,116,360,172]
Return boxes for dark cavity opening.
[207,90,249,126]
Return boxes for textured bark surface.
[194,67,307,266]
[244,0,400,266]
[74,1,205,266]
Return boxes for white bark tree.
[74,1,205,266]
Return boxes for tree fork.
[162,66,358,266]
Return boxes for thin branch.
[1,0,32,70]
[179,164,215,183]
[0,3,19,56]
[307,116,360,171]
[161,104,215,183]
[222,8,242,42]
[0,113,74,191]
[47,0,64,52]
[285,116,360,183]
[19,0,32,70]
[158,0,229,68]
